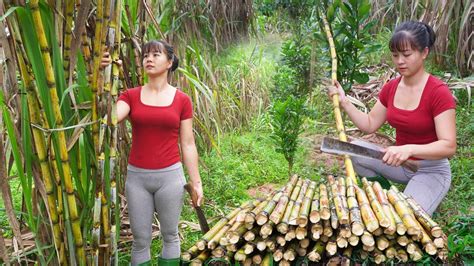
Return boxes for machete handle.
[184,182,199,207]
[401,159,419,172]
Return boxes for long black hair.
[389,21,436,54]
[142,40,179,73]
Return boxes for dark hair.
[389,21,436,54]
[142,40,179,72]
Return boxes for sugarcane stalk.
[348,234,360,246]
[328,185,339,230]
[265,236,277,252]
[255,237,266,251]
[212,246,227,258]
[297,181,316,227]
[283,242,298,261]
[387,199,407,235]
[372,182,396,234]
[246,197,271,227]
[386,188,421,236]
[311,222,323,240]
[354,186,379,232]
[397,235,409,246]
[307,241,324,262]
[208,214,238,250]
[376,236,389,250]
[277,178,303,233]
[322,219,333,238]
[373,248,386,264]
[326,236,338,256]
[182,245,200,261]
[276,235,286,247]
[30,1,86,264]
[259,221,274,238]
[228,224,248,244]
[243,227,259,242]
[234,247,247,262]
[252,253,263,265]
[339,224,352,238]
[327,176,349,225]
[262,253,272,266]
[295,226,307,240]
[320,13,358,185]
[299,238,310,249]
[285,226,296,241]
[273,247,284,262]
[385,246,397,259]
[190,250,210,266]
[361,230,375,247]
[399,191,442,238]
[63,0,74,83]
[319,183,331,220]
[362,178,390,228]
[309,183,321,223]
[396,248,409,262]
[257,191,283,225]
[289,179,310,225]
[345,178,364,236]
[15,38,66,261]
[201,200,254,249]
[336,231,348,248]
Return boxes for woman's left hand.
[382,145,413,167]
[191,181,204,207]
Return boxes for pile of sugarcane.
[182,175,448,265]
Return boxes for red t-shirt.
[379,75,456,146]
[118,87,193,169]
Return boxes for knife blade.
[184,183,210,233]
[320,137,419,172]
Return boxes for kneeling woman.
[117,40,203,265]
[329,21,456,216]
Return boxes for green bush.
[270,96,307,174]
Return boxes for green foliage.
[270,96,307,174]
[447,215,474,264]
[325,0,381,90]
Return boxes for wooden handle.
[401,160,419,172]
[184,183,199,207]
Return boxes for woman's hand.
[191,180,204,207]
[382,145,413,167]
[327,80,348,107]
[101,51,112,68]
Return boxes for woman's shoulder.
[174,88,191,101]
[427,74,448,88]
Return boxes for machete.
[320,137,419,172]
[184,183,210,233]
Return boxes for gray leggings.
[351,140,451,216]
[126,162,186,265]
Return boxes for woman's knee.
[132,233,152,250]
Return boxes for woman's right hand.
[327,80,349,107]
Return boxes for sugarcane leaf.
[0,90,35,229]
[0,6,19,22]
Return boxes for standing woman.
[329,21,456,216]
[116,40,203,265]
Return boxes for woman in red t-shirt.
[116,40,203,265]
[328,21,456,216]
